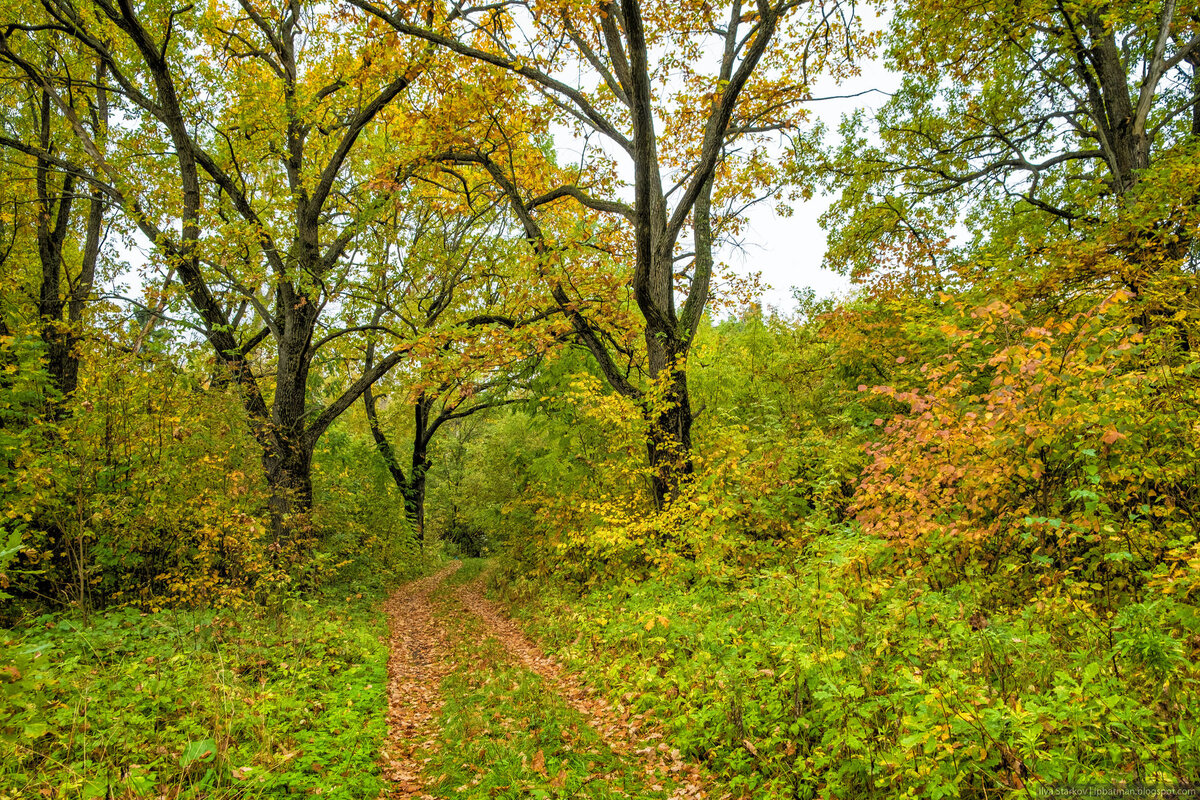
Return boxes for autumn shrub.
[855,291,1200,605]
[2,330,436,613]
[504,306,886,585]
[497,371,653,581]
[492,289,1200,797]
[522,423,817,586]
[0,334,54,597]
[690,307,887,525]
[2,344,285,611]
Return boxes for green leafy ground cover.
[500,536,1200,799]
[1,592,389,799]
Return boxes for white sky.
[722,63,901,314]
[725,197,850,313]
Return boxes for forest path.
[379,562,714,799]
[378,563,460,799]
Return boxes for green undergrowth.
[446,557,491,587]
[500,532,1200,799]
[425,570,682,799]
[1,588,390,800]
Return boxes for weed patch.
[1,593,389,799]
[503,533,1200,798]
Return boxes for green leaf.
[181,737,217,767]
[21,722,50,739]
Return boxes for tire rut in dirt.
[379,564,459,799]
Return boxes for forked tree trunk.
[635,179,712,509]
[364,351,430,541]
[34,77,105,418]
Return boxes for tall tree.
[352,0,869,506]
[0,0,439,530]
[352,194,560,539]
[823,0,1200,291]
[0,44,108,416]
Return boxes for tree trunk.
[643,354,694,508]
[636,170,710,508]
[262,441,314,537]
[408,461,427,542]
[34,88,75,418]
[364,386,407,486]
[409,393,434,541]
[36,179,102,417]
[364,381,433,541]
[1077,16,1150,197]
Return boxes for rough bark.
[263,443,315,527]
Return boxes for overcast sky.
[724,197,851,314]
[721,64,901,315]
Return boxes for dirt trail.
[453,581,712,799]
[379,564,713,799]
[378,563,460,799]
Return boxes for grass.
[1,589,389,800]
[423,568,683,799]
[445,557,491,587]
